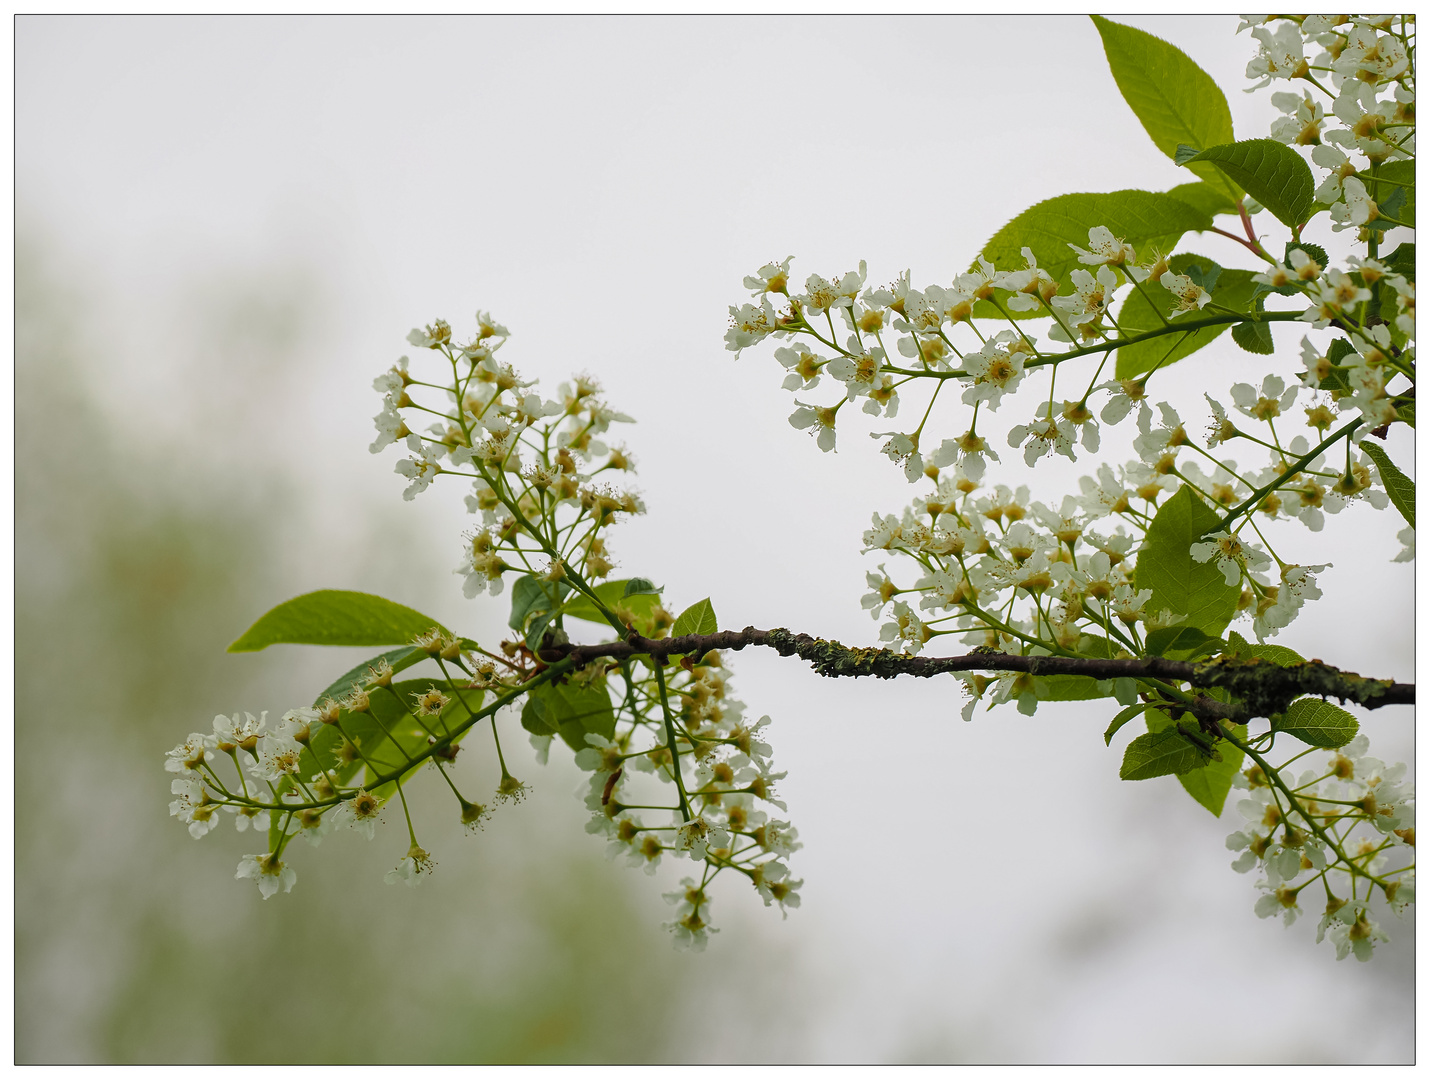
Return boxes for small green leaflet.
[1223,631,1306,668]
[1090,17,1239,202]
[1359,442,1414,528]
[1144,625,1222,660]
[1273,697,1360,749]
[1230,307,1275,355]
[1104,702,1148,745]
[228,590,447,653]
[1120,727,1211,780]
[1145,709,1245,816]
[671,598,718,639]
[1135,486,1239,638]
[1285,241,1328,271]
[1176,140,1314,228]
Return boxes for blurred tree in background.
[14,242,802,1064]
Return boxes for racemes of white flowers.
[170,16,1411,961]
[718,13,1413,957]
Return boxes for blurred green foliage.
[15,244,798,1063]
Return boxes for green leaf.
[1033,674,1113,702]
[1144,625,1221,659]
[228,590,446,653]
[1392,395,1415,429]
[267,673,480,847]
[671,598,718,639]
[1076,633,1118,659]
[1145,709,1245,815]
[1166,181,1240,219]
[1120,727,1211,780]
[1382,241,1415,277]
[1104,702,1148,745]
[364,678,480,799]
[976,190,1212,319]
[1114,256,1258,378]
[1114,677,1140,706]
[623,578,661,597]
[1370,161,1415,228]
[1225,631,1307,668]
[520,680,616,752]
[311,647,427,709]
[1230,315,1275,355]
[508,575,573,632]
[1273,697,1360,749]
[1135,485,1240,637]
[1174,744,1245,817]
[562,579,664,635]
[1090,16,1239,201]
[1359,442,1414,528]
[1285,241,1329,270]
[1177,140,1315,228]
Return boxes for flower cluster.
[169,313,798,947]
[576,655,800,950]
[1227,735,1414,961]
[732,13,1414,955]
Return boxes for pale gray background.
[17,15,1414,1062]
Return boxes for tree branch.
[549,627,1414,722]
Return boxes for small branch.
[549,628,1413,721]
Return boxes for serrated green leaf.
[1145,709,1245,815]
[623,578,661,597]
[1224,631,1307,668]
[976,190,1211,319]
[1360,442,1414,528]
[1104,702,1149,745]
[1273,697,1360,748]
[228,590,447,653]
[1135,486,1240,637]
[1144,625,1221,659]
[1091,17,1239,201]
[1231,317,1275,355]
[671,598,718,639]
[1178,140,1314,228]
[1120,727,1211,780]
[1285,241,1329,269]
[1114,256,1258,378]
[520,680,616,752]
[1326,338,1357,364]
